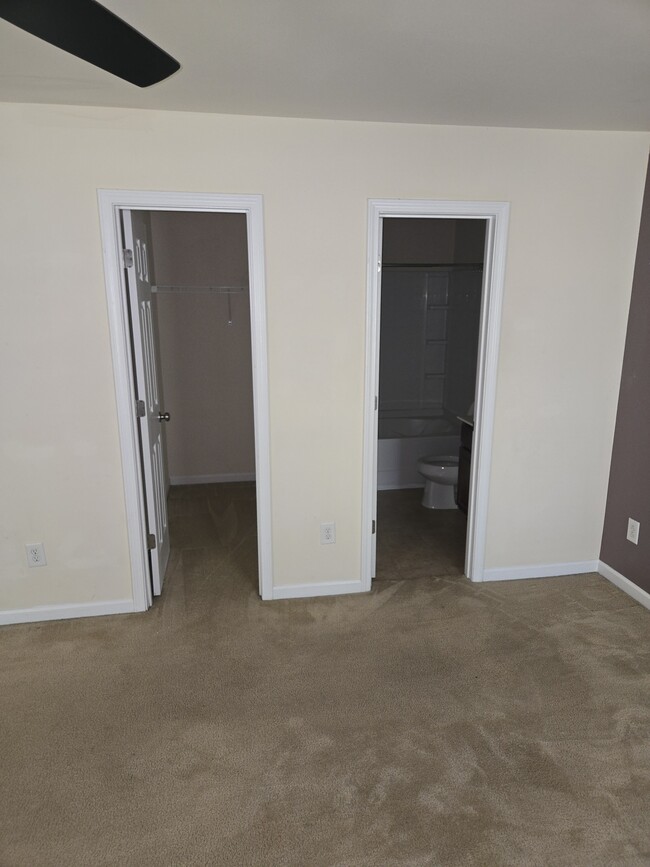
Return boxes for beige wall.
[149,212,255,481]
[0,102,647,611]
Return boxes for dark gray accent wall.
[600,155,650,591]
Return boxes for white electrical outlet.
[320,522,336,544]
[627,518,640,546]
[25,542,47,567]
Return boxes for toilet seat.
[417,455,459,468]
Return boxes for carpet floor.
[1,484,650,866]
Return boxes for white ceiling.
[1,0,649,131]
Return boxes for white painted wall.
[149,212,255,482]
[0,103,647,614]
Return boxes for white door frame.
[361,199,510,587]
[98,189,273,609]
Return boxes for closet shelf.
[382,263,484,270]
[151,284,245,295]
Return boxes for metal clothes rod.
[151,284,245,295]
[381,263,483,271]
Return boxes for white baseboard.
[0,598,136,627]
[598,561,650,612]
[170,472,256,485]
[481,560,599,582]
[272,580,366,600]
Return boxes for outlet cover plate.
[25,542,47,567]
[320,522,336,544]
[627,518,640,545]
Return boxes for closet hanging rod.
[151,284,245,295]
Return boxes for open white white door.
[122,209,170,595]
[370,222,384,580]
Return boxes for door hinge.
[123,248,134,268]
[375,395,378,411]
[147,533,156,550]
[136,399,146,418]
[372,520,376,534]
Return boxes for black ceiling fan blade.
[0,0,180,87]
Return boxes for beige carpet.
[1,484,650,866]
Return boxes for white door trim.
[361,199,510,587]
[98,189,273,608]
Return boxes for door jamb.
[361,199,510,587]
[98,189,273,608]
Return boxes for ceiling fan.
[0,0,180,87]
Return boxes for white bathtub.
[377,414,460,490]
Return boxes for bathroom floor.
[375,487,467,581]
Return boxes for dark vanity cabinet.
[456,421,473,514]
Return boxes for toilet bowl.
[417,455,459,509]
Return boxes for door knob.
[158,412,171,422]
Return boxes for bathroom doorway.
[361,199,510,587]
[375,217,485,579]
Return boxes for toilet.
[416,455,459,509]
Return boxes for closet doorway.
[98,191,272,610]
